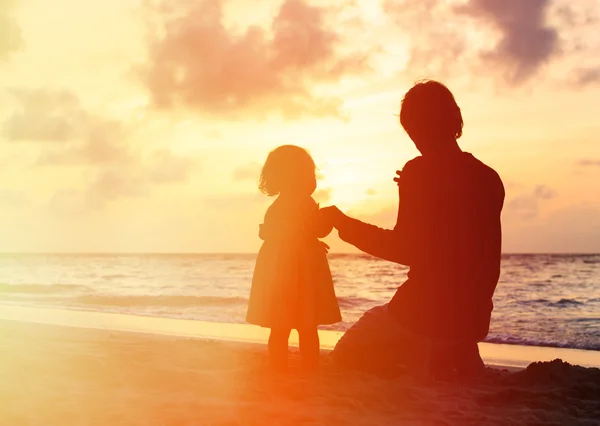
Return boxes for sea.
[0,253,599,351]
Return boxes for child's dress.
[246,195,341,330]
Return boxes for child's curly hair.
[259,145,316,196]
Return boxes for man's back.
[389,153,505,341]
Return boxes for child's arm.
[314,208,334,238]
[258,202,278,240]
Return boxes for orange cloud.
[313,188,332,204]
[139,0,370,119]
[383,0,470,80]
[3,88,198,211]
[4,89,131,166]
[49,150,198,213]
[232,162,261,182]
[4,89,83,143]
[148,149,195,184]
[577,159,600,168]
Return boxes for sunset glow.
[1,0,600,253]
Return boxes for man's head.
[399,80,463,155]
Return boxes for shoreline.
[1,305,599,369]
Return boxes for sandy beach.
[1,319,599,425]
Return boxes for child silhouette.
[246,145,341,372]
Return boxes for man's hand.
[320,205,345,228]
[393,170,401,186]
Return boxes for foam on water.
[0,253,599,351]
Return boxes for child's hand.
[320,206,345,228]
[317,240,330,254]
[393,170,402,186]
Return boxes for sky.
[1,0,600,253]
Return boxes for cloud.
[504,204,600,253]
[48,149,198,214]
[0,0,22,59]
[88,169,147,203]
[0,189,29,208]
[4,89,82,143]
[577,159,600,168]
[148,149,195,184]
[456,0,558,84]
[4,89,132,166]
[3,87,199,211]
[47,151,197,215]
[383,0,564,85]
[139,0,370,119]
[382,0,470,80]
[47,190,86,217]
[313,188,332,204]
[232,162,261,182]
[506,184,556,221]
[574,68,600,86]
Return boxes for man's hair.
[400,80,463,140]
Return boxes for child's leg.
[268,328,291,371]
[298,328,320,370]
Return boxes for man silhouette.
[322,80,505,379]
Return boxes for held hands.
[260,218,330,253]
[319,205,345,228]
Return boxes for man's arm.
[325,168,415,265]
[337,220,407,263]
[335,207,411,265]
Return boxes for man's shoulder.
[467,154,503,184]
[466,155,505,204]
[401,156,425,174]
[402,153,503,185]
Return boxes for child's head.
[259,145,317,197]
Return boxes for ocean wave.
[74,294,248,308]
[570,317,600,323]
[517,298,585,308]
[101,274,130,279]
[337,296,377,308]
[517,298,550,305]
[484,334,600,351]
[0,283,91,295]
[551,298,584,307]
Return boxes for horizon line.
[0,252,599,256]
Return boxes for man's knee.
[451,342,485,378]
